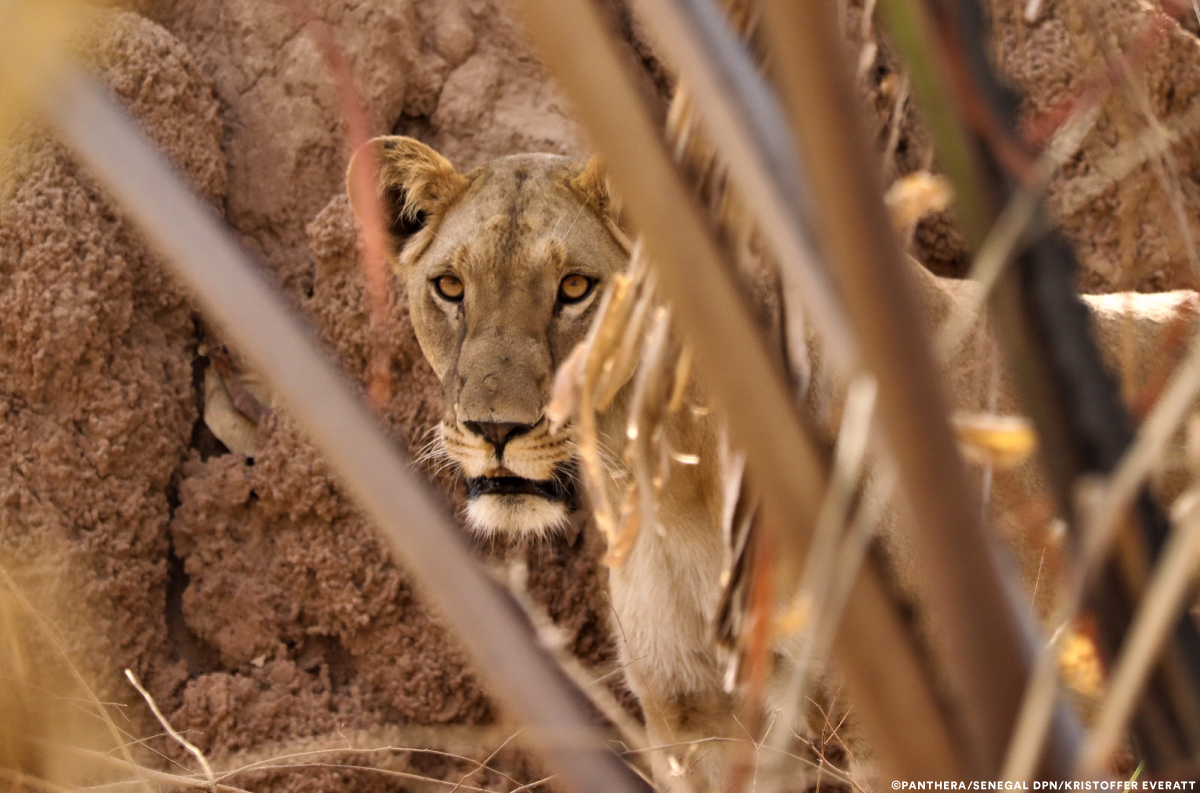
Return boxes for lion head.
[349,136,627,536]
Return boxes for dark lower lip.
[465,475,570,502]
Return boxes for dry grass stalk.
[205,725,527,786]
[630,0,860,378]
[760,0,1039,774]
[1077,486,1200,775]
[503,558,651,760]
[517,0,982,778]
[0,564,154,793]
[276,0,394,410]
[543,0,766,587]
[761,376,878,790]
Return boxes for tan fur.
[351,139,1199,792]
[348,136,470,237]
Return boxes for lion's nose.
[463,421,533,457]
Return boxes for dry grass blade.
[209,733,521,787]
[627,306,673,544]
[504,559,650,758]
[46,70,651,793]
[952,413,1037,469]
[777,376,877,645]
[1085,339,1200,571]
[0,564,154,793]
[1077,490,1200,775]
[595,271,656,412]
[1002,349,1200,782]
[667,345,693,413]
[575,271,639,543]
[875,0,993,246]
[883,171,953,237]
[763,376,877,789]
[604,486,642,569]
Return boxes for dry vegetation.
[5,0,1200,791]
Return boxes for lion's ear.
[568,155,622,223]
[347,136,469,244]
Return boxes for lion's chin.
[465,494,569,538]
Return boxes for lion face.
[349,137,627,536]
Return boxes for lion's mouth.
[465,475,571,502]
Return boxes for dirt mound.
[0,9,222,702]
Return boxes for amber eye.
[559,274,594,303]
[433,275,464,301]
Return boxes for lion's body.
[350,138,1199,792]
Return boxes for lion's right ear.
[347,136,469,245]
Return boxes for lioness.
[348,136,1198,791]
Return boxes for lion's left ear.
[347,135,470,246]
[568,155,622,224]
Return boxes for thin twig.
[59,746,253,793]
[214,743,521,787]
[124,669,217,793]
[214,761,498,792]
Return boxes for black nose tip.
[463,421,532,456]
